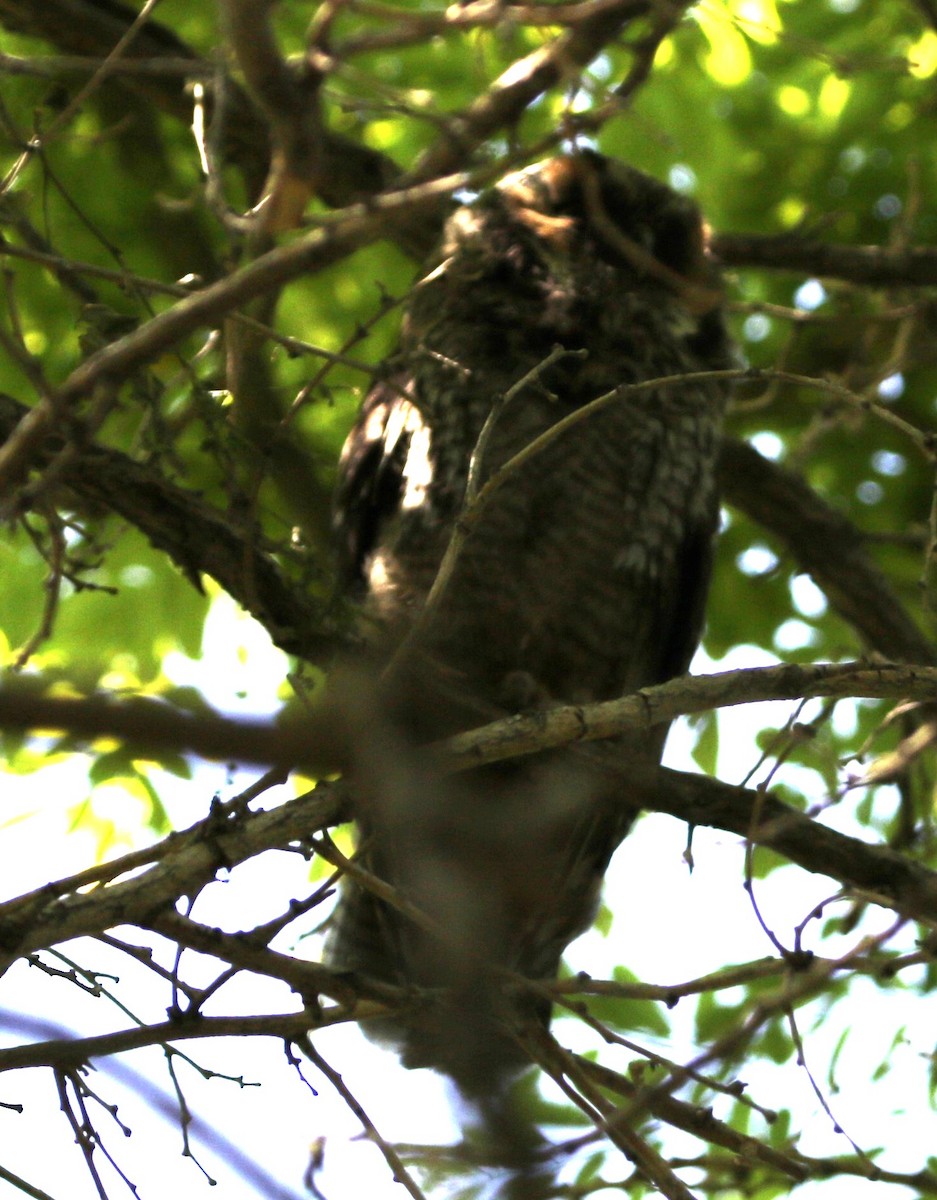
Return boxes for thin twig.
[300,1037,430,1200]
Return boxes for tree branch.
[0,1010,333,1073]
[442,661,937,768]
[212,1,408,228]
[0,660,930,782]
[3,662,937,968]
[0,170,468,497]
[576,1055,937,1193]
[0,783,345,967]
[0,393,339,661]
[718,438,935,665]
[145,910,404,1011]
[410,0,665,183]
[714,231,937,288]
[617,758,937,926]
[577,1056,810,1184]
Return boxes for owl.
[327,151,733,1092]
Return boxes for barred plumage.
[328,151,733,1090]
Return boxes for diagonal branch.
[616,757,937,925]
[0,782,344,969]
[718,437,935,665]
[145,910,404,1010]
[411,0,678,184]
[0,170,469,497]
[442,661,937,768]
[3,662,937,968]
[0,393,338,661]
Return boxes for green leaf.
[689,710,720,776]
[586,966,671,1038]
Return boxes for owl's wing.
[332,377,423,592]
[654,504,720,687]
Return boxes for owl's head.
[494,151,721,314]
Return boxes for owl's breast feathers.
[328,152,734,1087]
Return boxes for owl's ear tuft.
[537,154,585,207]
[499,153,590,216]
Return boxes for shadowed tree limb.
[9,2,937,290]
[718,437,935,665]
[3,662,937,968]
[0,659,933,780]
[714,231,937,289]
[0,392,341,660]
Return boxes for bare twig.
[523,1023,702,1200]
[0,1164,60,1200]
[300,1037,430,1200]
[36,0,165,147]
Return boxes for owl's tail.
[325,743,635,1094]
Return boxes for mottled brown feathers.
[327,151,733,1091]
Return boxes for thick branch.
[4,663,937,967]
[443,661,937,768]
[617,759,937,925]
[0,783,346,968]
[211,3,389,221]
[0,661,931,781]
[0,171,466,496]
[0,686,353,788]
[0,1010,332,1072]
[4,762,936,1072]
[411,0,662,183]
[718,438,935,665]
[714,231,937,288]
[0,394,337,660]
